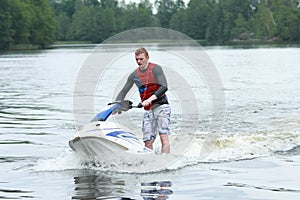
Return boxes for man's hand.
[112,110,122,115]
[142,99,151,107]
[142,95,157,107]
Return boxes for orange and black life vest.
[136,63,165,110]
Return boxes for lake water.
[0,44,299,199]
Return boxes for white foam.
[32,150,85,172]
[176,130,300,163]
[32,131,300,173]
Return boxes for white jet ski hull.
[69,120,154,158]
[69,136,128,157]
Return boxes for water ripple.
[224,182,300,193]
[0,188,34,199]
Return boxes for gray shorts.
[142,104,171,141]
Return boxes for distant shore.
[1,40,299,51]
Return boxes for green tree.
[55,13,71,40]
[268,0,300,41]
[0,0,12,49]
[27,0,56,48]
[218,0,256,40]
[185,0,214,40]
[205,1,224,43]
[232,13,251,40]
[9,0,31,44]
[251,3,276,39]
[45,0,300,44]
[61,0,77,17]
[169,7,186,32]
[101,6,116,41]
[0,0,32,49]
[155,0,178,28]
[121,1,155,30]
[69,6,97,41]
[169,0,186,32]
[0,0,56,49]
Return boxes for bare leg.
[160,134,170,154]
[144,140,154,150]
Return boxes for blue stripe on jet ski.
[106,131,139,141]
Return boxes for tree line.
[0,0,299,50]
[0,0,56,49]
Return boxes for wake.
[33,130,300,173]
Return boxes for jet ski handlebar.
[92,100,142,122]
[108,100,142,111]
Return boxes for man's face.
[135,53,149,68]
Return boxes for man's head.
[135,47,149,68]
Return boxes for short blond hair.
[135,47,149,57]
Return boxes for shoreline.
[1,40,299,51]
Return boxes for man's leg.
[144,140,154,150]
[154,104,171,154]
[159,134,170,153]
[143,110,155,150]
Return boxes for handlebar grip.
[137,103,143,108]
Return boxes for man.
[115,47,171,153]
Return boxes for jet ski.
[69,100,154,158]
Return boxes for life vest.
[136,63,161,110]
